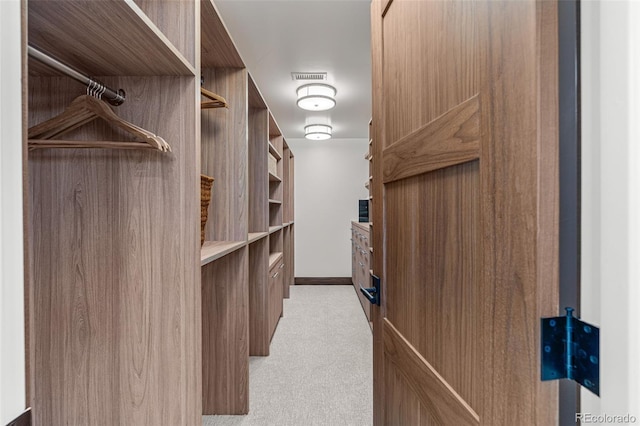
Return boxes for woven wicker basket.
[200,174,214,246]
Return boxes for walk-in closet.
[23,1,299,423]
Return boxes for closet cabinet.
[26,1,200,425]
[23,0,294,423]
[247,78,295,357]
[351,222,371,323]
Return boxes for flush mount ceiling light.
[296,84,337,111]
[304,124,332,140]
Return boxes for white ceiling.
[215,0,372,140]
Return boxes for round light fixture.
[304,124,332,140]
[296,84,337,111]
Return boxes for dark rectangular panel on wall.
[558,0,581,424]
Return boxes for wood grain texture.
[28,0,195,76]
[352,221,370,233]
[478,1,559,424]
[136,0,196,66]
[534,3,560,422]
[28,75,201,425]
[268,112,282,137]
[282,226,291,298]
[288,224,295,287]
[269,203,283,227]
[201,67,248,242]
[248,231,269,244]
[201,0,245,68]
[28,95,172,152]
[384,319,480,425]
[289,156,294,221]
[21,0,33,405]
[382,95,480,183]
[267,135,283,234]
[370,2,385,425]
[380,0,481,422]
[268,225,282,234]
[384,358,424,426]
[282,147,291,223]
[249,238,269,356]
[351,221,371,321]
[202,248,249,414]
[269,230,283,255]
[385,162,480,411]
[268,252,283,269]
[248,107,269,233]
[248,75,267,109]
[267,260,283,340]
[374,0,560,424]
[382,0,478,149]
[201,240,246,266]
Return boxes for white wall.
[0,0,27,423]
[288,138,369,277]
[581,0,640,421]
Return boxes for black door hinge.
[541,307,599,396]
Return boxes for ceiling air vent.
[291,72,327,81]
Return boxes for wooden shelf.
[201,240,246,266]
[248,232,269,244]
[268,112,282,137]
[269,172,282,182]
[269,252,283,269]
[268,199,282,204]
[248,75,267,109]
[201,0,245,68]
[29,1,195,76]
[268,141,282,160]
[269,226,283,234]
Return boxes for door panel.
[372,0,559,424]
[385,161,479,412]
[382,0,478,147]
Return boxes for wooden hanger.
[28,95,171,152]
[201,87,228,109]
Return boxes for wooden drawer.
[351,221,371,323]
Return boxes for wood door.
[370,1,559,424]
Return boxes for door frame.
[558,0,581,423]
[580,0,640,420]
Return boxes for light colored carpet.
[203,285,373,426]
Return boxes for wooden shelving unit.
[268,171,282,182]
[28,1,195,76]
[23,0,295,423]
[25,1,201,425]
[248,231,269,244]
[269,252,284,269]
[201,241,246,266]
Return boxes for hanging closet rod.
[28,45,126,106]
